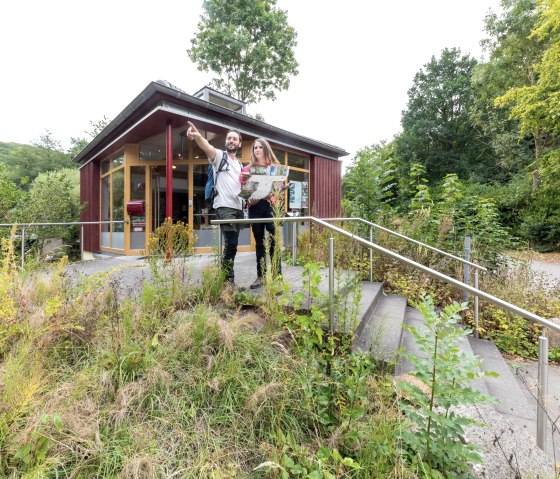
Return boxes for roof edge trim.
[79,105,162,170]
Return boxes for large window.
[100,151,125,250]
[130,166,146,250]
[192,163,217,248]
[272,147,310,247]
[139,131,187,161]
[272,148,310,215]
[193,130,243,161]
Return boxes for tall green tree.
[188,0,299,103]
[471,0,542,181]
[495,0,560,153]
[0,164,21,223]
[396,48,495,184]
[13,168,82,247]
[494,0,560,249]
[342,142,398,221]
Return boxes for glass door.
[129,166,146,250]
[193,163,216,247]
[150,165,189,230]
[100,153,124,250]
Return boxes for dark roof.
[74,80,348,166]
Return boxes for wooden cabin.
[74,81,348,255]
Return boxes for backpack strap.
[213,151,229,185]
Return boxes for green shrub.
[398,293,494,477]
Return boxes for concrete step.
[334,281,383,333]
[396,308,489,396]
[350,282,384,339]
[469,337,536,429]
[457,334,490,396]
[353,293,407,366]
[395,306,426,376]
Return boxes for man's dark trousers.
[216,207,243,282]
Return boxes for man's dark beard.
[225,145,239,153]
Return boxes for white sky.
[0,0,501,166]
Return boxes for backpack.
[205,152,229,210]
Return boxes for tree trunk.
[533,128,542,192]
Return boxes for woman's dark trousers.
[249,200,281,278]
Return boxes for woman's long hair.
[251,138,280,166]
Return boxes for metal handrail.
[0,221,125,227]
[213,215,554,450]
[322,217,486,337]
[322,217,487,272]
[0,220,126,267]
[213,216,556,331]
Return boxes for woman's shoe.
[250,277,262,289]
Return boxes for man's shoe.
[250,277,262,289]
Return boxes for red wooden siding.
[310,156,342,218]
[80,161,100,252]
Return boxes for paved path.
[66,252,348,299]
[530,259,560,287]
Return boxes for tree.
[13,168,82,247]
[495,0,560,146]
[67,137,89,160]
[342,142,398,221]
[32,129,74,171]
[0,164,21,224]
[86,115,111,138]
[493,0,560,249]
[4,131,74,187]
[471,0,542,183]
[396,48,496,184]
[188,0,299,103]
[7,144,57,186]
[68,116,111,160]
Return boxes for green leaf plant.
[398,293,496,478]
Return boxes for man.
[187,121,243,284]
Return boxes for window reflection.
[140,130,187,161]
[272,148,285,164]
[111,154,124,170]
[288,152,309,169]
[101,159,110,175]
[288,169,309,213]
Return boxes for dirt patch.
[507,251,560,264]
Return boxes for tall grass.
[0,235,411,478]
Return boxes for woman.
[240,138,283,289]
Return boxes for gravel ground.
[458,404,556,478]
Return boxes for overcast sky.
[0,0,501,165]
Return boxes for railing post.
[329,235,335,331]
[217,225,222,256]
[537,331,549,451]
[80,225,84,262]
[292,222,297,266]
[369,226,373,282]
[474,269,479,339]
[463,235,471,302]
[21,227,25,269]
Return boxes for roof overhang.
[75,81,348,168]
